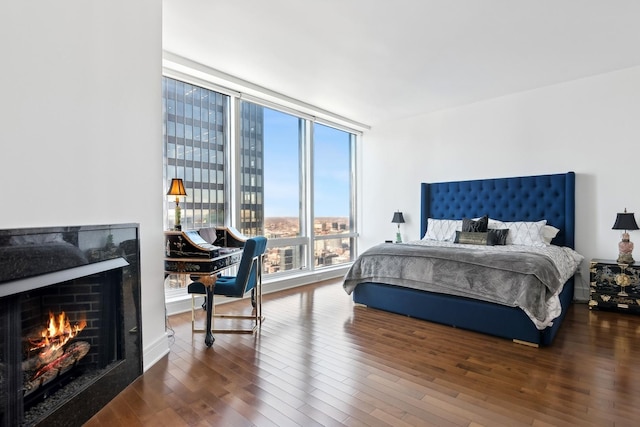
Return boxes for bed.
[344,172,581,347]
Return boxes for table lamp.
[167,178,187,230]
[612,208,639,264]
[392,211,405,243]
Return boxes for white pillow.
[488,219,547,247]
[423,218,462,241]
[542,225,560,245]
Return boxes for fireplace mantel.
[0,258,128,298]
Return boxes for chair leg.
[191,294,198,332]
[191,294,207,333]
[255,268,262,322]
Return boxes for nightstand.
[589,259,640,314]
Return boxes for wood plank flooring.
[85,279,640,426]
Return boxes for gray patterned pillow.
[487,228,509,246]
[462,215,488,232]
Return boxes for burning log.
[30,341,90,383]
[22,347,63,372]
[24,341,90,395]
[22,311,86,372]
[22,310,90,397]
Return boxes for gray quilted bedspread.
[343,243,565,324]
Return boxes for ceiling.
[163,0,640,128]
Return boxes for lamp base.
[396,231,402,243]
[174,203,182,231]
[617,253,634,265]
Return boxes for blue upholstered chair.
[188,236,267,334]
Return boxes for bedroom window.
[239,102,308,273]
[162,77,229,230]
[163,76,358,281]
[239,101,358,274]
[313,124,356,268]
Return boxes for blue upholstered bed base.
[353,172,576,346]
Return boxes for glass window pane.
[264,245,307,273]
[163,76,230,231]
[314,124,351,231]
[314,237,352,267]
[240,102,301,238]
[167,143,176,159]
[313,124,354,267]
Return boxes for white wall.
[361,66,640,300]
[0,1,167,369]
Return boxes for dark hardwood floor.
[85,279,640,426]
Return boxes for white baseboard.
[142,331,170,372]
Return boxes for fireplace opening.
[0,224,142,427]
[20,268,123,423]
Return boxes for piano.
[163,227,246,347]
[215,226,247,248]
[164,229,243,275]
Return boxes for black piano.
[164,228,245,346]
[164,229,242,275]
[216,226,247,248]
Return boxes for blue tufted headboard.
[420,172,575,248]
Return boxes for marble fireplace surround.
[0,224,142,427]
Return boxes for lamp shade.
[612,210,639,231]
[391,211,405,224]
[167,178,187,197]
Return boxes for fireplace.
[0,224,142,427]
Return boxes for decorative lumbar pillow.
[424,218,461,241]
[487,228,509,246]
[462,215,489,232]
[488,219,547,246]
[455,229,509,246]
[454,231,489,245]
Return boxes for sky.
[263,108,350,218]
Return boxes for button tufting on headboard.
[421,172,575,248]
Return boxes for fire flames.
[23,311,90,392]
[30,311,86,359]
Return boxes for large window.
[162,77,230,230]
[240,104,308,274]
[163,76,358,284]
[313,123,355,267]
